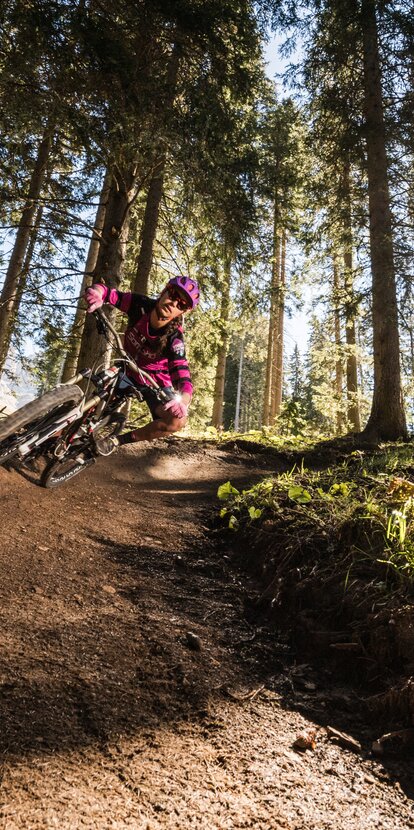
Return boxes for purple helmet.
[167,276,200,309]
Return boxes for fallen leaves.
[387,477,414,500]
[293,728,317,751]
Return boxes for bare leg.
[95,407,188,456]
[125,408,187,443]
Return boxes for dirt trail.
[0,439,413,830]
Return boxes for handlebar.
[93,308,163,392]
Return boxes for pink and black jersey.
[101,286,193,397]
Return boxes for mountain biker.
[84,276,200,455]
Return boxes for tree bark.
[271,227,286,422]
[332,256,345,435]
[263,192,281,426]
[211,264,231,429]
[234,338,244,432]
[9,204,43,334]
[134,158,166,295]
[0,123,53,371]
[342,160,361,432]
[61,170,111,381]
[133,43,181,295]
[76,163,138,372]
[361,0,407,439]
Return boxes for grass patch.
[191,424,323,452]
[218,442,414,600]
[216,440,414,715]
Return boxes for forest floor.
[0,438,413,830]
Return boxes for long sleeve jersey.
[101,286,193,397]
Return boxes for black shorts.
[133,382,176,420]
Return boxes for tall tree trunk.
[10,204,43,337]
[61,170,111,381]
[134,158,166,294]
[342,160,361,432]
[332,256,345,435]
[245,393,251,432]
[263,193,280,425]
[268,232,281,423]
[234,338,244,432]
[271,227,286,422]
[262,304,275,426]
[0,123,53,371]
[211,264,231,429]
[361,0,407,439]
[133,43,181,295]
[76,163,138,372]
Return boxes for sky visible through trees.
[263,32,309,361]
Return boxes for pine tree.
[288,344,305,403]
[282,0,408,438]
[259,95,306,426]
[360,0,406,438]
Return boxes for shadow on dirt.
[0,439,413,810]
[275,672,414,802]
[2,435,287,489]
[0,523,278,759]
[0,523,413,805]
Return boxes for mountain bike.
[0,310,173,488]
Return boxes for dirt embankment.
[0,439,413,830]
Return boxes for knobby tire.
[0,385,84,465]
[41,411,125,488]
[41,454,95,489]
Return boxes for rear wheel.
[41,453,95,488]
[41,413,124,488]
[0,385,84,466]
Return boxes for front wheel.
[0,385,84,466]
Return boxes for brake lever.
[158,388,178,404]
[93,310,108,337]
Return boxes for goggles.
[165,286,191,312]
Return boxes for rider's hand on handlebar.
[85,284,107,313]
[162,399,188,419]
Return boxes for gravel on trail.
[0,439,413,830]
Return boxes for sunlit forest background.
[0,0,413,442]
